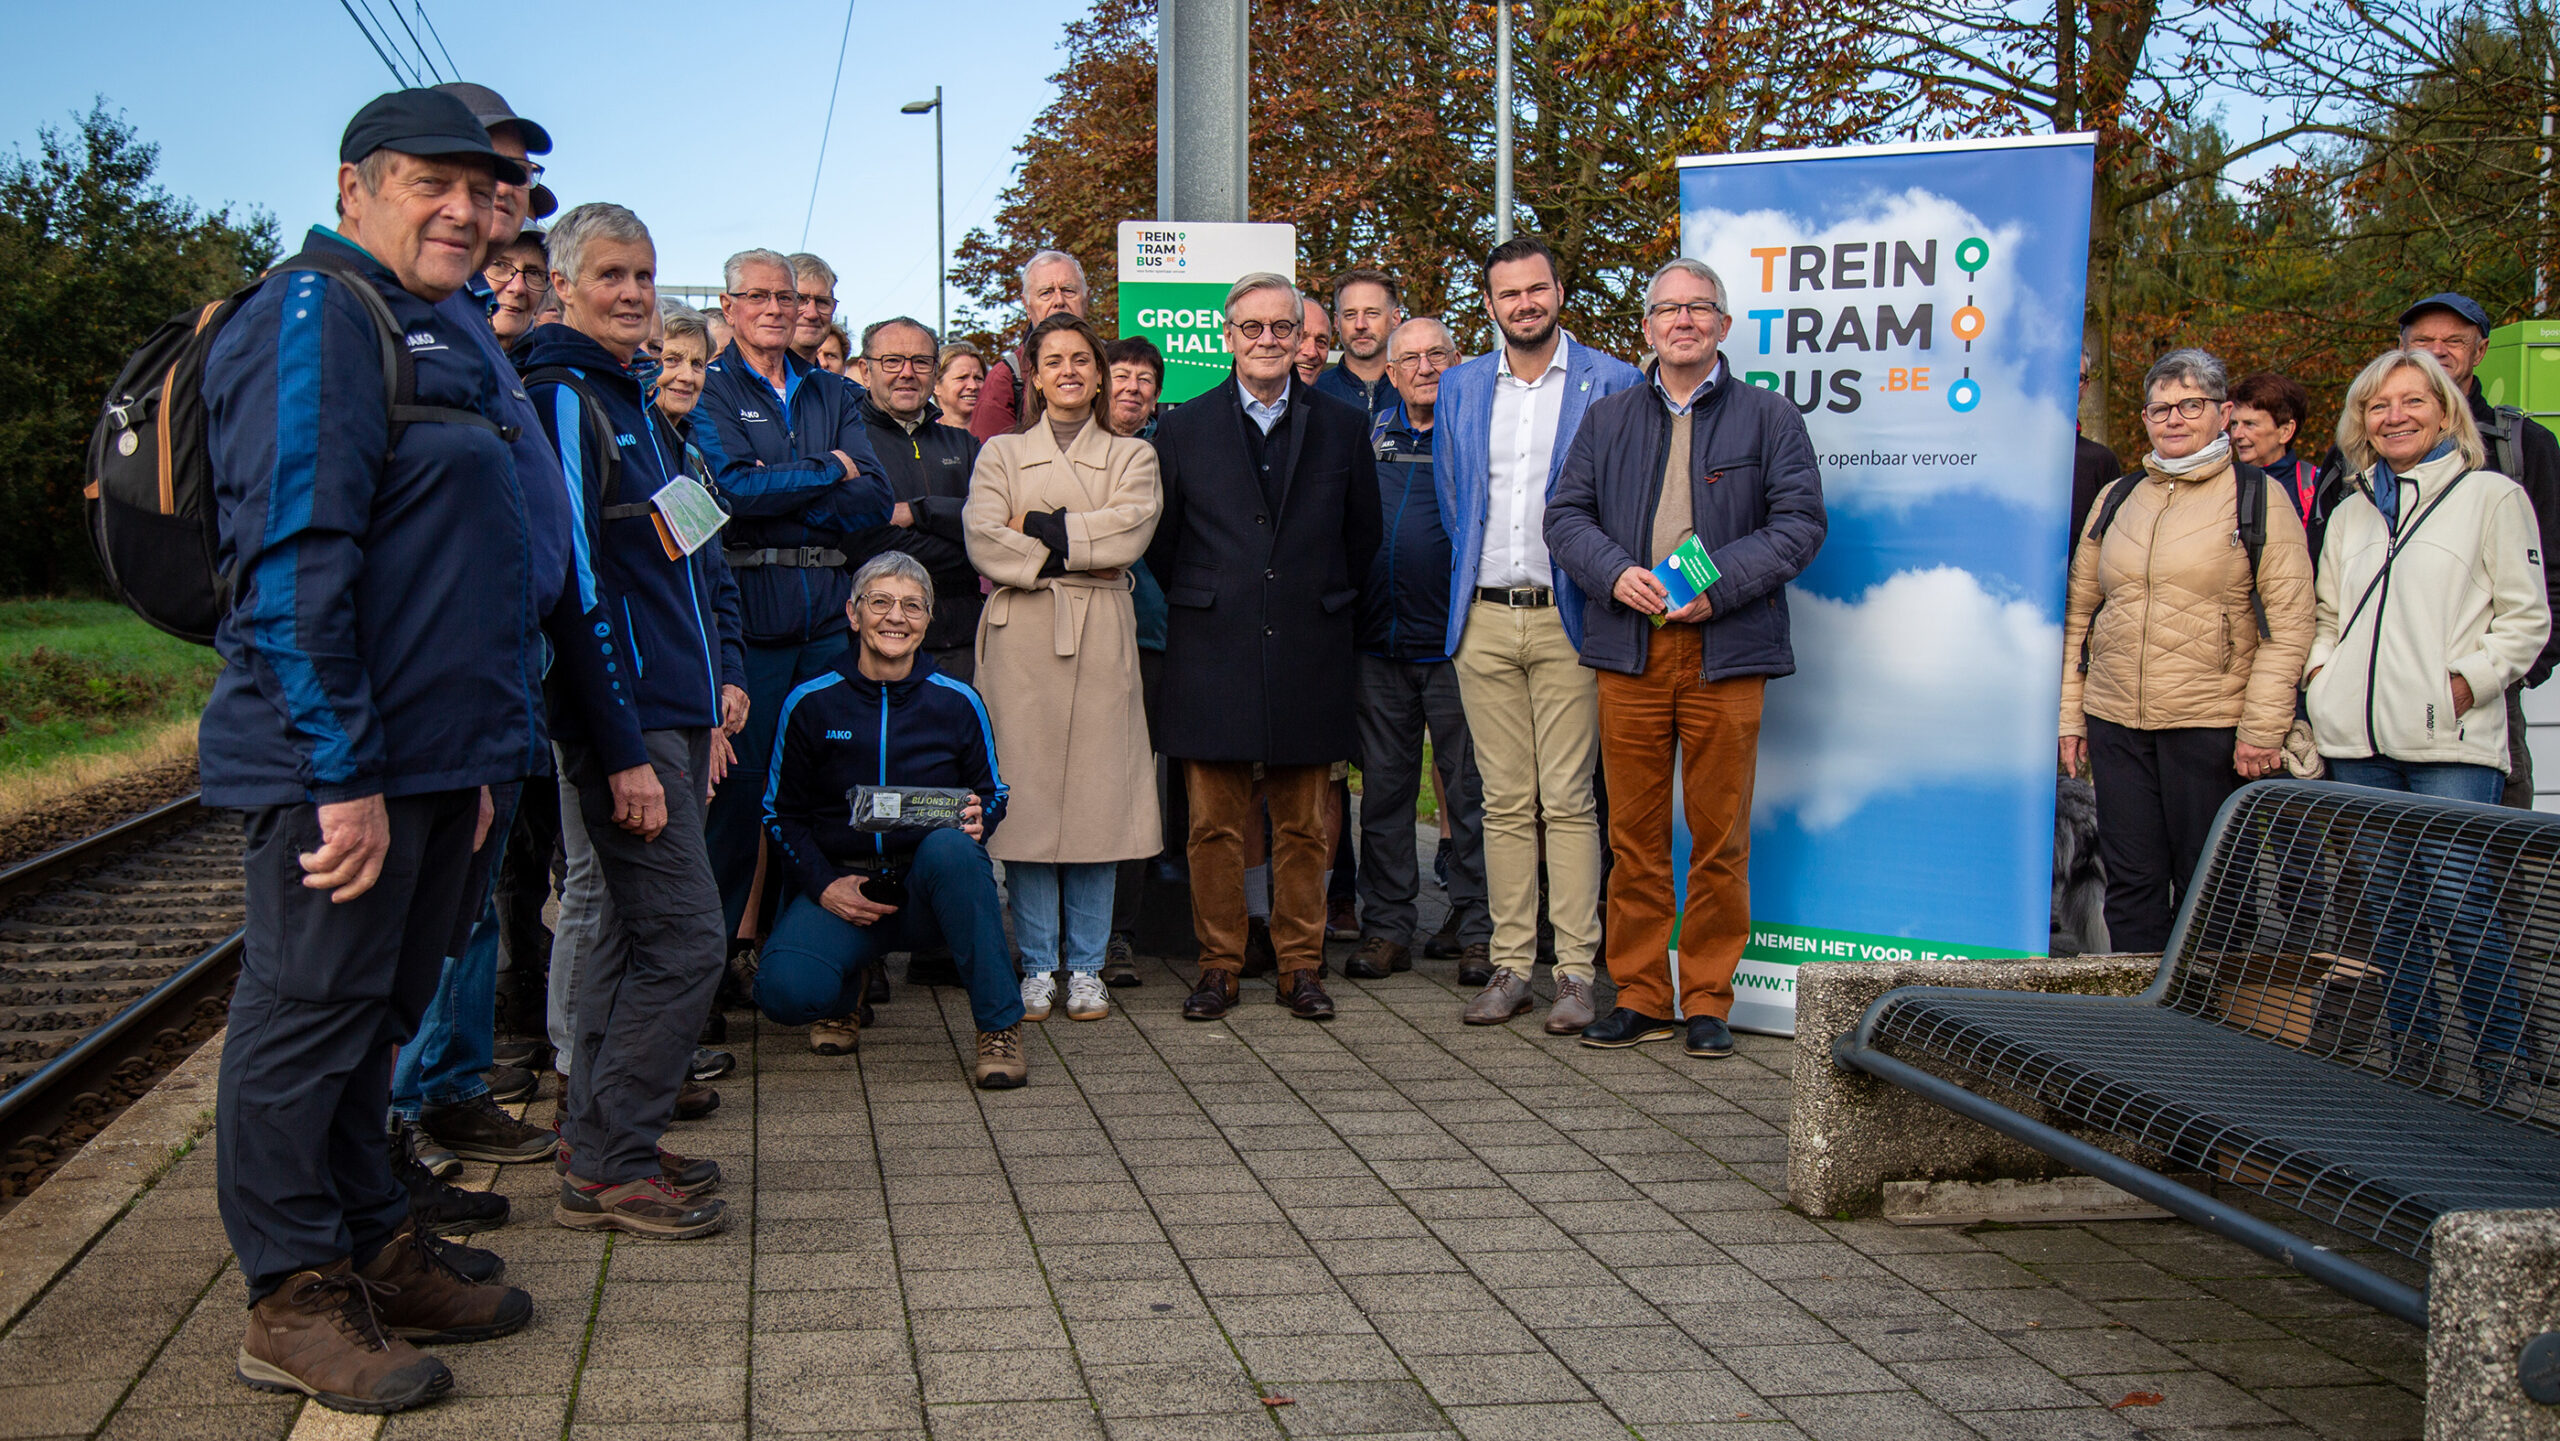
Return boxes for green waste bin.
[2476,318,2560,441]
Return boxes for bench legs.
[2429,1210,2560,1440]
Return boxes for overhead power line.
[335,0,412,85]
[801,0,859,252]
[379,0,445,82]
[414,1,461,79]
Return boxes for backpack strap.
[2487,405,2531,479]
[521,366,644,518]
[274,248,518,449]
[2075,473,2145,674]
[2235,461,2271,639]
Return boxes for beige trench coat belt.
[985,568,1135,659]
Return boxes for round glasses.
[2141,396,2221,423]
[485,260,551,293]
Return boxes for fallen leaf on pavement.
[2110,1391,2166,1410]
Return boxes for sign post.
[1116,220,1298,403]
[1674,135,2097,1035]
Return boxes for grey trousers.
[1355,654,1491,946]
[545,749,607,1073]
[557,727,725,1185]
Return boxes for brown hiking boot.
[419,1093,554,1165]
[1456,942,1494,988]
[357,1223,533,1344]
[236,1261,451,1414]
[555,1174,727,1238]
[1345,937,1409,980]
[673,1082,719,1120]
[975,1025,1027,1090]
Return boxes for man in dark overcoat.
[1148,272,1382,1021]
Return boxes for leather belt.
[725,546,847,569]
[1476,585,1554,608]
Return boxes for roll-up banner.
[1674,134,2097,1035]
[1117,221,1299,403]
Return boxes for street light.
[902,88,946,341]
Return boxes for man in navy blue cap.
[2399,292,2560,806]
[203,88,657,1413]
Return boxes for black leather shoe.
[865,966,892,1003]
[698,1010,728,1045]
[1580,1007,1678,1048]
[1183,968,1239,1021]
[1241,920,1278,978]
[1345,937,1408,981]
[1422,911,1463,960]
[1276,970,1336,1020]
[1456,942,1493,989]
[673,1083,719,1120]
[1684,1015,1734,1058]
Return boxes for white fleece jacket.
[2306,448,2552,771]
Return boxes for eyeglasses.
[727,288,803,309]
[858,593,931,620]
[1229,318,1301,341]
[2141,396,2222,423]
[868,354,937,375]
[484,260,551,293]
[514,159,546,184]
[1391,347,1458,371]
[800,293,837,315]
[1646,300,1726,324]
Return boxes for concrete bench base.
[2429,1210,2560,1439]
[1787,955,2159,1219]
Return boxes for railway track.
[0,796,243,1208]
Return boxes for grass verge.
[0,598,214,807]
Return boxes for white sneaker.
[1020,971,1058,1021]
[1065,972,1111,1021]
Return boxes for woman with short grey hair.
[2058,346,2316,952]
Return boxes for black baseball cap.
[2398,291,2492,335]
[339,88,527,185]
[431,82,553,155]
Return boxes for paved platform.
[0,948,2427,1440]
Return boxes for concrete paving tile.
[1084,1360,1264,1417]
[0,1379,127,1438]
[2289,1318,2425,1392]
[2190,1273,2402,1321]
[2034,1262,2207,1302]
[568,1365,748,1424]
[1123,1165,1262,1195]
[583,1320,751,1370]
[567,1426,749,1441]
[1579,1366,1765,1421]
[1457,1250,1591,1289]
[916,1346,1088,1403]
[1662,1301,1841,1349]
[1821,1313,2013,1364]
[1336,1274,1502,1315]
[1535,1323,1717,1374]
[752,1286,904,1331]
[1208,1293,1375,1337]
[1714,1342,1902,1397]
[2090,1298,2284,1343]
[1054,1281,1213,1321]
[1104,1413,1279,1441]
[1310,1238,1469,1276]
[1243,1150,1375,1180]
[0,1327,166,1385]
[1037,1242,1189,1283]
[896,1232,1036,1271]
[1893,1355,2093,1411]
[1234,1333,1414,1383]
[1148,1193,1289,1227]
[1371,1309,1543,1356]
[593,1281,753,1326]
[1936,1286,2118,1334]
[1269,1380,1448,1436]
[1440,1400,1628,1440]
[1719,1243,1890,1281]
[381,1395,568,1440]
[1940,1407,2145,1440]
[1877,1251,2047,1291]
[1611,1264,1781,1307]
[1067,1318,1235,1366]
[1578,1229,1728,1270]
[912,1305,1072,1352]
[924,1399,1106,1441]
[1169,1223,1315,1260]
[94,1401,299,1441]
[1679,1210,1833,1245]
[900,1267,1049,1309]
[2061,1373,2305,1431]
[1777,1390,1980,1441]
[1397,1188,1538,1220]
[1289,1206,1433,1240]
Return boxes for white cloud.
[1755,566,2061,830]
[1683,185,2077,517]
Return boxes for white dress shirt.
[1239,378,1288,435]
[1480,334,1572,589]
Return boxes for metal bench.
[1832,780,2560,1326]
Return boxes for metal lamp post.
[901,88,947,339]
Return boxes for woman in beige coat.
[965,313,1163,1023]
[2057,348,2315,952]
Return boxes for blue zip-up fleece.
[1363,420,1456,662]
[521,323,738,735]
[762,652,1008,900]
[693,342,895,645]
[199,228,644,807]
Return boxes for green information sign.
[1116,221,1298,403]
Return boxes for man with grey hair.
[971,248,1089,439]
[697,247,899,958]
[1544,256,1826,1058]
[787,252,839,365]
[1146,271,1381,1021]
[1346,317,1491,982]
[852,315,985,682]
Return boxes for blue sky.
[3,0,1092,328]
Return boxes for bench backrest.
[2160,780,2560,1130]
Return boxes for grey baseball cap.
[432,81,553,155]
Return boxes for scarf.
[2367,435,2458,530]
[2144,433,2232,479]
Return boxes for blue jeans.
[1007,860,1117,975]
[707,635,851,940]
[755,829,1023,1033]
[2327,758,2529,1068]
[391,782,519,1117]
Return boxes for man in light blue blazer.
[1432,236,1645,1033]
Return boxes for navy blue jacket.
[1543,364,1827,680]
[762,652,1007,900]
[200,228,644,807]
[522,324,734,735]
[850,393,984,653]
[1363,420,1456,662]
[1315,362,1401,438]
[694,342,894,645]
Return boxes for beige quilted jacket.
[2058,453,2316,748]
